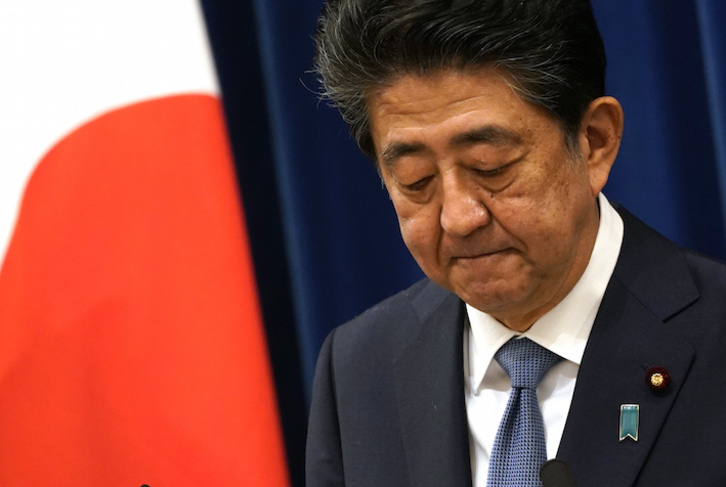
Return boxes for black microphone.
[540,459,578,487]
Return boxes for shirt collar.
[466,193,624,392]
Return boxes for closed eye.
[472,156,523,179]
[403,175,434,191]
[474,165,508,178]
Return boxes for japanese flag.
[0,2,289,485]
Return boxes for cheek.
[392,200,441,262]
[513,191,590,268]
[490,187,573,260]
[397,212,434,253]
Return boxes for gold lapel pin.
[645,366,671,393]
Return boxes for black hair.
[314,0,606,162]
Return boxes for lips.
[441,233,517,263]
[450,247,513,261]
[459,250,504,258]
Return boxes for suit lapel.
[558,208,698,486]
[393,282,473,487]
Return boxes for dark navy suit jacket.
[306,208,726,486]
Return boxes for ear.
[577,96,624,197]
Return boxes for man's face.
[368,69,604,330]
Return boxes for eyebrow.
[379,125,522,167]
[379,142,427,167]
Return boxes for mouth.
[452,248,513,261]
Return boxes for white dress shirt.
[465,193,624,486]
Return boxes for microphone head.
[540,459,577,487]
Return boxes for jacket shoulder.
[328,278,455,360]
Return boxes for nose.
[439,175,491,237]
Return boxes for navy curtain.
[202,2,726,484]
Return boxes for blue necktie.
[487,337,562,487]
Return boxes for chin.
[456,282,534,316]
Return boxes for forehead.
[366,69,562,159]
[370,69,521,116]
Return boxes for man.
[306,0,726,485]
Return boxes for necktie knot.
[495,337,561,389]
